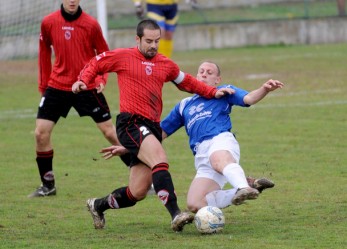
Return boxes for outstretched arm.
[243,79,284,105]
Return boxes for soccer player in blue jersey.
[160,61,283,212]
[99,61,283,213]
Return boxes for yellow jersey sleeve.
[132,0,179,5]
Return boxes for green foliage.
[0,43,346,248]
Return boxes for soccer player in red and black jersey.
[28,0,119,198]
[72,19,234,232]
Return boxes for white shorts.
[194,132,240,189]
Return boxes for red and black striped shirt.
[38,9,109,94]
[79,47,217,122]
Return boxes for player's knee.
[187,201,200,213]
[101,125,117,144]
[35,128,50,144]
[131,186,149,201]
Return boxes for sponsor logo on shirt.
[187,110,212,129]
[62,26,74,40]
[141,61,155,66]
[141,61,154,75]
[62,26,74,31]
[189,103,204,115]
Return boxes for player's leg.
[86,163,151,229]
[208,132,259,205]
[186,177,221,213]
[137,135,182,218]
[96,119,118,145]
[188,145,238,211]
[116,113,193,231]
[28,118,56,197]
[74,89,118,145]
[28,88,70,197]
[159,5,178,58]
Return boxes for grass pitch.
[0,43,346,249]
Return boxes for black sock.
[36,150,55,189]
[95,186,137,213]
[152,163,180,220]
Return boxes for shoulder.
[112,47,136,55]
[80,12,98,23]
[42,10,61,24]
[102,47,135,59]
[155,53,177,66]
[79,12,100,30]
[178,96,193,114]
[218,84,235,89]
[218,84,248,92]
[154,54,180,77]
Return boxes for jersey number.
[140,126,150,136]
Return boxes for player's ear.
[216,76,222,85]
[135,35,140,44]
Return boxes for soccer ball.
[194,206,225,234]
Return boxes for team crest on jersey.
[64,30,71,40]
[145,65,152,75]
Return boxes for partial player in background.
[337,0,346,16]
[132,0,197,58]
[72,20,234,232]
[28,0,119,198]
[161,61,282,212]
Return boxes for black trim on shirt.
[61,4,82,22]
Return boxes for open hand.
[263,79,284,92]
[215,87,235,98]
[100,145,128,160]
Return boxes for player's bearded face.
[138,29,160,58]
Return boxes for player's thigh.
[74,90,112,123]
[137,134,168,168]
[208,132,240,171]
[128,163,152,198]
[209,150,237,173]
[37,87,72,123]
[187,177,220,205]
[96,119,116,136]
[162,4,178,33]
[146,3,166,24]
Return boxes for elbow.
[243,96,252,106]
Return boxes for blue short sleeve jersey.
[161,84,250,154]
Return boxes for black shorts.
[37,87,112,124]
[116,113,162,167]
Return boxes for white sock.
[206,189,238,209]
[222,163,249,189]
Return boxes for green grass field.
[0,43,346,249]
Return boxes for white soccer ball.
[194,206,225,234]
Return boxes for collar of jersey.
[61,4,82,22]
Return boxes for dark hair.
[136,19,161,38]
